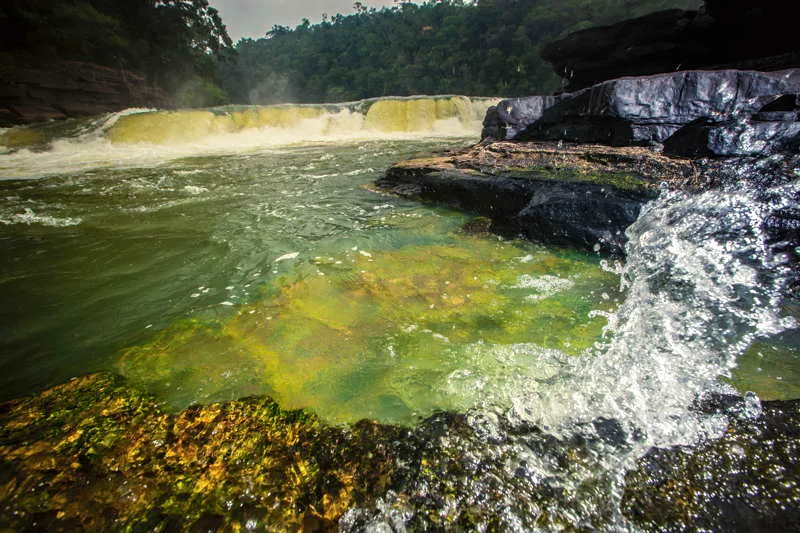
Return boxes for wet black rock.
[663,92,800,157]
[623,398,800,532]
[541,0,800,91]
[375,141,691,254]
[513,179,649,254]
[481,94,563,142]
[482,69,800,152]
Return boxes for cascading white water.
[0,96,497,179]
[516,182,797,442]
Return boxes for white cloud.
[212,0,410,42]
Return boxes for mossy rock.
[0,373,403,532]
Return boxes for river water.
[1,96,798,528]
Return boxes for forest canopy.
[0,0,233,107]
[1,0,701,107]
[219,0,701,104]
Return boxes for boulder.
[375,141,697,254]
[542,0,800,91]
[483,70,800,153]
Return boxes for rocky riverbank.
[1,373,798,531]
[378,69,799,279]
[376,140,694,254]
[0,60,171,127]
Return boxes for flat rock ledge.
[376,140,697,255]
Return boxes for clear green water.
[0,139,622,424]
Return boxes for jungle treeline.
[220,0,700,103]
[1,0,700,106]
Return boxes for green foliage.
[0,0,233,104]
[219,0,701,104]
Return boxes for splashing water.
[347,182,799,530]
[506,185,795,442]
[0,97,797,529]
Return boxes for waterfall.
[0,96,496,179]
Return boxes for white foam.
[0,98,497,180]
[183,185,209,195]
[510,274,575,300]
[0,208,81,227]
[274,252,299,262]
[509,184,797,446]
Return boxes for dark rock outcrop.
[482,69,800,152]
[376,141,698,254]
[0,60,171,126]
[623,397,800,532]
[664,92,800,157]
[542,0,800,91]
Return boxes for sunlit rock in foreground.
[1,374,799,531]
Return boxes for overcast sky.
[212,0,411,42]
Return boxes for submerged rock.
[623,398,800,531]
[1,374,799,531]
[0,373,403,531]
[377,140,696,254]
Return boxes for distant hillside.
[219,0,701,104]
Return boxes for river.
[0,96,797,529]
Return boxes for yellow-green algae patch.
[0,373,401,532]
[499,167,652,194]
[725,303,800,401]
[117,230,620,425]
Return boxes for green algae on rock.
[116,230,621,425]
[3,374,799,532]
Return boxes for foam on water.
[0,207,82,227]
